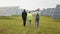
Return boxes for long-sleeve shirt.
[27,13,33,20]
[22,11,27,19]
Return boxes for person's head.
[23,9,26,12]
[29,11,31,13]
[37,8,40,11]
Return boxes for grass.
[0,16,60,34]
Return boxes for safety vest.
[27,13,33,20]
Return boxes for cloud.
[0,0,60,10]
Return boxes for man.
[35,9,40,28]
[22,9,27,27]
[27,11,33,27]
[35,13,39,28]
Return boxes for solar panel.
[0,6,19,16]
[52,5,60,18]
[41,8,55,16]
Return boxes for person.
[22,9,27,27]
[35,9,40,28]
[27,11,33,27]
[35,13,39,28]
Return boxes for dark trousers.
[22,18,26,27]
[35,18,39,28]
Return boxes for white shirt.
[33,11,40,16]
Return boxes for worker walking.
[35,8,40,28]
[35,13,39,28]
[27,11,33,27]
[22,9,27,27]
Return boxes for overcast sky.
[0,0,60,10]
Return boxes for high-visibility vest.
[27,13,33,20]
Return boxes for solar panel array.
[0,6,19,16]
[52,5,60,18]
[41,8,55,16]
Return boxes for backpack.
[36,13,39,19]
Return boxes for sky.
[0,0,60,10]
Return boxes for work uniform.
[35,11,40,28]
[22,10,27,27]
[35,13,39,27]
[27,13,33,26]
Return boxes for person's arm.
[25,12,27,17]
[22,12,23,18]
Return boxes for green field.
[0,16,60,34]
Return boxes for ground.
[0,16,60,34]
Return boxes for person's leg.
[23,19,25,26]
[35,21,37,27]
[36,22,39,28]
[24,19,26,27]
[30,20,31,26]
[37,20,39,28]
[23,18,26,27]
[28,20,31,27]
[35,19,39,28]
[22,18,24,26]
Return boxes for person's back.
[22,9,27,27]
[35,13,39,20]
[35,13,40,28]
[27,12,33,27]
[22,10,27,18]
[27,13,33,20]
